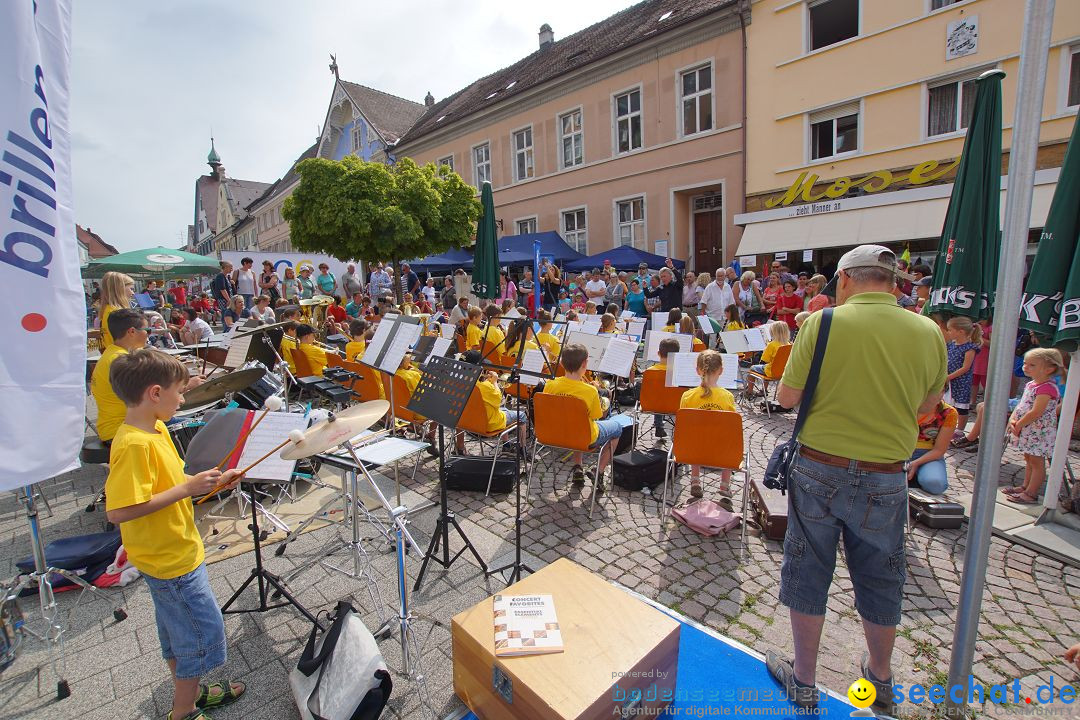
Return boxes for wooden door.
[693,209,723,273]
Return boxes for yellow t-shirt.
[725,321,747,332]
[506,338,539,358]
[692,337,706,352]
[477,380,506,432]
[483,324,506,349]
[280,335,299,373]
[99,304,121,349]
[91,344,129,442]
[542,376,602,445]
[297,342,328,376]
[466,322,483,349]
[537,331,561,359]
[396,366,421,395]
[105,421,203,579]
[760,340,787,378]
[662,324,676,333]
[345,340,366,362]
[680,386,737,412]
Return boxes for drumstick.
[213,396,283,471]
[196,428,302,505]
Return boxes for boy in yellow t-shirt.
[345,319,369,362]
[536,310,562,361]
[454,350,527,453]
[482,305,505,350]
[465,306,484,350]
[679,350,737,498]
[91,309,148,442]
[104,349,245,720]
[279,320,300,374]
[746,322,791,395]
[542,343,629,489]
[295,323,329,376]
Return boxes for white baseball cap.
[837,245,914,280]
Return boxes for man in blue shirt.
[345,291,364,318]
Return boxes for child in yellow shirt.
[345,319,369,362]
[746,322,791,395]
[105,349,245,720]
[679,314,706,351]
[296,323,329,376]
[536,310,562,362]
[645,338,681,440]
[679,350,737,498]
[455,350,527,453]
[661,307,682,333]
[599,313,617,334]
[279,321,300,374]
[482,304,505,350]
[465,306,484,350]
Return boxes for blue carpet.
[457,606,858,719]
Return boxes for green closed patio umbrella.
[471,181,499,299]
[926,69,1005,320]
[1020,115,1080,351]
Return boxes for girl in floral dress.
[944,316,982,430]
[1004,348,1065,504]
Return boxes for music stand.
[408,354,488,590]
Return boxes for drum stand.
[2,486,128,700]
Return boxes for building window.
[616,197,645,249]
[515,217,537,235]
[513,128,534,182]
[809,104,859,160]
[562,208,587,254]
[680,64,713,136]
[931,0,962,9]
[352,125,363,154]
[437,155,454,171]
[559,109,583,169]
[473,143,491,188]
[1068,46,1080,108]
[614,89,642,153]
[928,75,977,136]
[808,0,859,52]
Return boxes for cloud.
[70,0,631,252]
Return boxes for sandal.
[196,680,246,710]
[167,710,213,720]
[690,482,703,499]
[1009,492,1039,505]
[950,436,975,449]
[717,484,733,498]
[571,464,586,486]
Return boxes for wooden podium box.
[452,558,680,720]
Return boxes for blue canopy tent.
[565,245,684,272]
[497,231,584,265]
[406,247,474,273]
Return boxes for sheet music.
[596,337,637,378]
[378,322,423,373]
[627,319,646,339]
[564,320,581,336]
[697,315,718,335]
[652,311,672,330]
[745,328,767,351]
[666,352,702,387]
[644,330,692,362]
[427,337,452,364]
[440,323,456,339]
[576,322,600,336]
[500,307,521,331]
[619,310,636,320]
[718,353,740,389]
[234,412,309,482]
[566,331,611,365]
[581,315,602,329]
[519,348,546,386]
[718,331,750,353]
[757,322,776,345]
[223,332,253,368]
[360,319,395,367]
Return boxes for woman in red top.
[774,278,802,330]
[804,274,830,313]
[762,273,781,318]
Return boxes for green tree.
[283,156,480,299]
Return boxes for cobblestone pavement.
[1,406,1078,719]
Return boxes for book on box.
[493,594,564,657]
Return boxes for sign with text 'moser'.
[765,156,961,210]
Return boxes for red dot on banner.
[22,313,47,332]
[1026,698,1032,704]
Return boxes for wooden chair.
[527,393,607,519]
[664,409,751,553]
[456,387,522,496]
[634,368,686,447]
[745,343,792,417]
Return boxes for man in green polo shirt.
[765,245,946,715]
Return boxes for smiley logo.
[848,678,876,709]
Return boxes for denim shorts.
[592,415,630,449]
[779,450,907,627]
[502,408,525,426]
[143,563,226,679]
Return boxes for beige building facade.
[392,0,748,272]
[736,0,1080,275]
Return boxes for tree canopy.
[283,156,481,266]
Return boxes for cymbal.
[179,367,265,409]
[280,400,390,460]
[300,296,334,306]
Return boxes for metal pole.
[1037,353,1078,523]
[946,0,1055,715]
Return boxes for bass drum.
[234,361,284,410]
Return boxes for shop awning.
[736,182,1055,256]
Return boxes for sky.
[71,0,634,253]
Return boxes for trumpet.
[315,340,342,355]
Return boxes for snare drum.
[0,592,24,675]
[234,361,284,410]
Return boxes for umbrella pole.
[945,0,1056,715]
[1037,352,1079,523]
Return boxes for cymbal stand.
[2,486,128,701]
[258,333,298,410]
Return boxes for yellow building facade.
[736,0,1079,275]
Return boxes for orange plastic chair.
[664,409,750,550]
[341,359,385,403]
[634,368,686,447]
[745,343,792,416]
[388,372,425,426]
[456,386,522,496]
[527,393,606,518]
